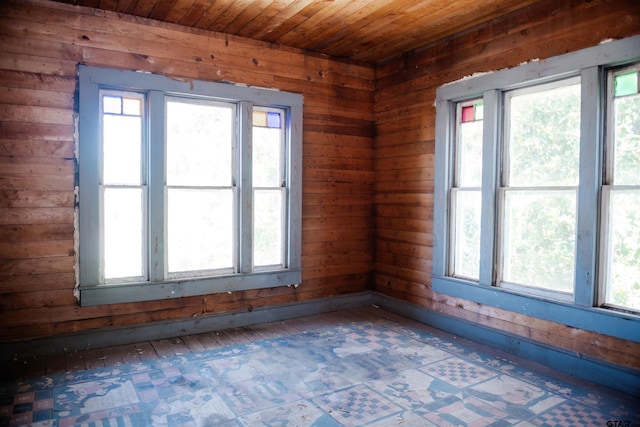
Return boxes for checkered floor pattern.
[1,308,638,426]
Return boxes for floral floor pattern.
[1,310,638,426]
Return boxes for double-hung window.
[77,66,303,306]
[450,100,483,280]
[434,36,640,325]
[601,64,640,311]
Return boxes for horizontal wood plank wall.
[373,0,640,371]
[0,0,375,342]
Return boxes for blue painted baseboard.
[372,292,640,396]
[0,292,374,363]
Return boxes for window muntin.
[78,65,303,306]
[451,99,483,280]
[601,65,640,311]
[500,80,580,295]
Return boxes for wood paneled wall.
[0,0,375,342]
[374,0,640,371]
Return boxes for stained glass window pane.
[474,102,484,121]
[461,105,475,123]
[267,112,281,128]
[614,71,638,98]
[253,110,267,127]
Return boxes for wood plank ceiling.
[53,0,543,64]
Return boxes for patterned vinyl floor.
[1,307,638,426]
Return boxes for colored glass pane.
[267,112,281,128]
[253,110,267,127]
[614,71,638,97]
[475,103,484,121]
[461,105,474,123]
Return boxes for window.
[434,36,640,323]
[77,66,303,306]
[451,99,483,280]
[500,79,580,298]
[601,65,640,311]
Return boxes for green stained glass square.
[614,71,638,97]
[475,102,484,121]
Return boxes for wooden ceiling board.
[233,0,297,38]
[53,0,545,64]
[113,0,137,14]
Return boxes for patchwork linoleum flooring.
[1,307,638,426]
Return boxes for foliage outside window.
[77,66,302,306]
[500,80,580,297]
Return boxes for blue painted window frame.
[77,65,303,306]
[433,36,640,343]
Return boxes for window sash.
[599,63,640,311]
[599,186,640,311]
[449,188,482,280]
[449,99,483,281]
[99,89,148,284]
[496,187,577,300]
[252,106,287,270]
[498,78,581,298]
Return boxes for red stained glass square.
[461,105,475,123]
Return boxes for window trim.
[77,65,303,306]
[433,35,640,343]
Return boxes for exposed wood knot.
[135,54,150,62]
[81,35,90,40]
[210,54,215,59]
[195,56,203,62]
[247,305,254,312]
[252,58,259,66]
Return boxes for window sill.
[79,269,302,306]
[431,275,639,343]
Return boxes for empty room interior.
[0,0,639,425]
